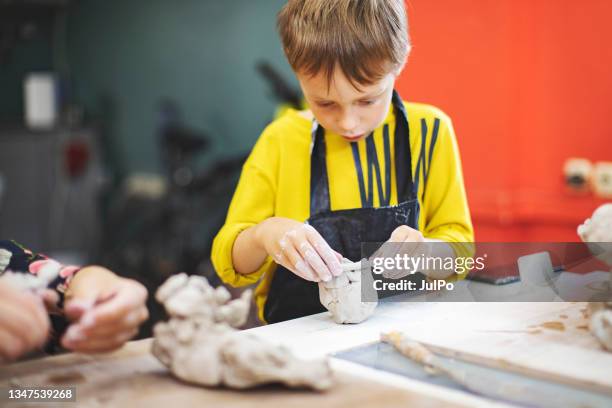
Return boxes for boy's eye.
[359,99,375,106]
[316,101,335,108]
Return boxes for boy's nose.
[337,112,359,135]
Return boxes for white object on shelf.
[24,72,58,130]
[592,162,612,199]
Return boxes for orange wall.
[397,0,612,241]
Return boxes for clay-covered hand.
[387,225,425,243]
[256,217,342,282]
[373,225,429,279]
[61,266,148,353]
[0,280,50,363]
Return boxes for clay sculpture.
[152,273,333,390]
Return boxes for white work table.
[247,274,612,407]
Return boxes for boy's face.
[297,66,396,143]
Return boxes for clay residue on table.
[581,308,589,319]
[529,321,565,332]
[539,321,566,331]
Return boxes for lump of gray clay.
[588,302,612,352]
[152,273,333,390]
[319,259,377,324]
[578,204,612,351]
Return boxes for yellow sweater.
[212,102,474,322]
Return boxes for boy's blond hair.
[277,0,410,89]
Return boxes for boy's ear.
[386,61,403,79]
[393,50,410,77]
[395,60,407,77]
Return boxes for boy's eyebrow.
[313,88,387,103]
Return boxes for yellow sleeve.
[211,127,279,287]
[421,113,475,276]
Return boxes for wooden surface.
[0,339,474,408]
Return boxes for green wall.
[66,0,295,175]
[0,23,53,121]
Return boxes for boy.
[212,0,473,323]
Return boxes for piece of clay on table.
[578,203,612,351]
[152,273,334,390]
[587,302,612,351]
[319,258,378,324]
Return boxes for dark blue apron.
[264,91,423,323]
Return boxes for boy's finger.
[282,245,318,282]
[298,241,332,282]
[306,229,342,276]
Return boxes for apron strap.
[421,117,440,201]
[367,126,392,206]
[310,124,331,215]
[414,118,427,202]
[392,90,415,202]
[350,141,372,207]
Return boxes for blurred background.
[0,0,610,330]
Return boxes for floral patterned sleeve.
[0,239,82,353]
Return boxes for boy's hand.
[0,280,50,363]
[61,266,148,353]
[256,217,342,282]
[387,225,425,243]
[373,225,429,279]
[376,225,425,259]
